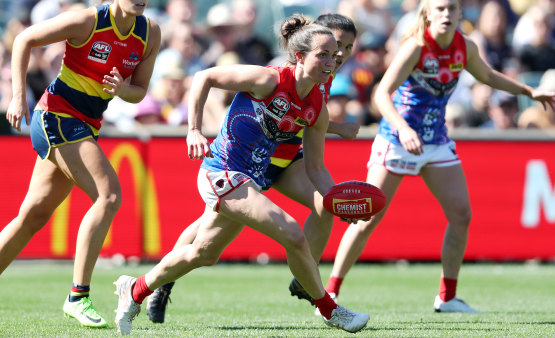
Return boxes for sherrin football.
[323,181,386,219]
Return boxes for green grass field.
[0,261,554,337]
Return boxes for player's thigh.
[219,181,300,243]
[50,138,121,201]
[366,163,403,209]
[272,159,317,208]
[20,156,75,215]
[192,206,245,259]
[420,164,470,215]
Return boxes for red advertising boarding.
[0,135,554,261]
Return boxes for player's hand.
[102,67,125,96]
[334,121,360,139]
[340,217,370,224]
[398,126,423,155]
[187,128,212,160]
[529,89,555,111]
[5,97,30,132]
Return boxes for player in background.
[145,13,358,323]
[323,0,555,313]
[113,14,369,335]
[0,0,161,327]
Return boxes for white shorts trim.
[367,134,461,175]
[197,168,260,212]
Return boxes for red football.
[323,181,386,219]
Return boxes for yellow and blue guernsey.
[36,5,149,130]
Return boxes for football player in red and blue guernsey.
[113,14,369,335]
[324,0,555,313]
[143,14,359,324]
[2,0,161,328]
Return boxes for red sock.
[132,275,153,304]
[439,277,457,302]
[314,292,338,319]
[325,276,344,296]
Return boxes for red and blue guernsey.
[268,75,332,169]
[202,66,325,187]
[378,27,467,145]
[36,5,149,130]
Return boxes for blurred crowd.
[0,0,554,135]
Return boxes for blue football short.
[30,110,99,159]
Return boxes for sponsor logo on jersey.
[266,96,290,120]
[294,116,309,127]
[123,51,140,69]
[88,41,112,64]
[449,63,464,72]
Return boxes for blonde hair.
[402,0,461,46]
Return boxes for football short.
[30,110,99,159]
[368,134,461,176]
[198,168,261,212]
[262,150,304,191]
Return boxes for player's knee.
[281,225,308,253]
[190,247,220,267]
[448,203,472,227]
[96,191,122,215]
[357,215,381,234]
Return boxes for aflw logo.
[521,160,555,227]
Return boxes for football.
[323,181,386,219]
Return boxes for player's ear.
[295,51,304,64]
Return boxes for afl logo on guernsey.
[422,57,439,77]
[267,96,290,120]
[88,41,112,64]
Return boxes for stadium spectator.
[322,0,555,315]
[518,68,555,129]
[338,30,388,126]
[338,0,393,39]
[199,3,242,68]
[150,22,206,89]
[468,0,515,73]
[480,90,519,129]
[137,64,188,125]
[114,14,370,335]
[515,5,555,72]
[512,0,555,53]
[231,0,275,66]
[327,73,357,122]
[0,0,160,328]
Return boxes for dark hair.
[314,13,357,38]
[280,13,334,65]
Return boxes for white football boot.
[322,305,369,333]
[434,295,482,313]
[114,275,141,335]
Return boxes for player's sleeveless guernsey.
[36,5,149,130]
[269,75,332,168]
[202,66,324,187]
[378,28,467,145]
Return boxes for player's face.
[427,0,461,34]
[303,34,337,83]
[118,0,149,16]
[331,29,355,74]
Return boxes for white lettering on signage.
[521,160,555,228]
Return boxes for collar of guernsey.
[36,4,149,130]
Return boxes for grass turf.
[0,261,554,337]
